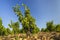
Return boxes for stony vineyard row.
[0,32,60,40]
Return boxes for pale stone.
[37,39,41,40]
[35,36,37,39]
[24,38,27,40]
[50,38,54,40]
[42,36,46,40]
[19,38,23,40]
[11,38,15,40]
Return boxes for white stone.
[19,38,23,40]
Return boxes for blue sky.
[0,0,60,29]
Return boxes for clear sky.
[0,0,60,29]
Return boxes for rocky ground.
[0,32,60,40]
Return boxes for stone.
[19,38,23,40]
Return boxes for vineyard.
[0,3,60,40]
